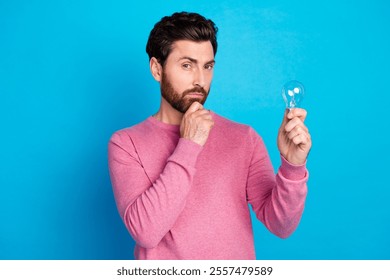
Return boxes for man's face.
[160,40,215,113]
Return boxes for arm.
[108,102,214,249]
[108,133,202,248]
[248,108,311,238]
[246,134,308,238]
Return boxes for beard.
[160,72,210,114]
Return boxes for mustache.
[183,87,208,96]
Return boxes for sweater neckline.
[147,115,181,133]
[147,111,216,133]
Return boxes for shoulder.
[109,118,151,146]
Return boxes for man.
[108,12,311,260]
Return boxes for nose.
[193,67,205,88]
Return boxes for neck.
[153,97,183,125]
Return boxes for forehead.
[168,40,214,62]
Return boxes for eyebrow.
[178,56,215,65]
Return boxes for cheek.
[172,73,193,90]
[205,72,214,87]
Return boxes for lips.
[185,92,204,99]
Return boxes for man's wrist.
[278,154,307,181]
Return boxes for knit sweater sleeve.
[108,131,202,248]
[246,128,308,238]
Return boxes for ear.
[150,57,163,82]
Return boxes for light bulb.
[282,80,305,110]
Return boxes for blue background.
[1,0,389,259]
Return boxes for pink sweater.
[108,112,308,259]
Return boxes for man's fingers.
[278,108,311,164]
[287,108,307,122]
[180,103,214,147]
[284,118,308,133]
[288,127,310,142]
[291,132,311,147]
[191,108,212,119]
[185,101,203,115]
[287,125,304,139]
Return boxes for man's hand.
[277,108,312,165]
[180,102,214,146]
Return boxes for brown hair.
[146,12,218,66]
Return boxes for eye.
[204,64,214,70]
[182,63,192,69]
